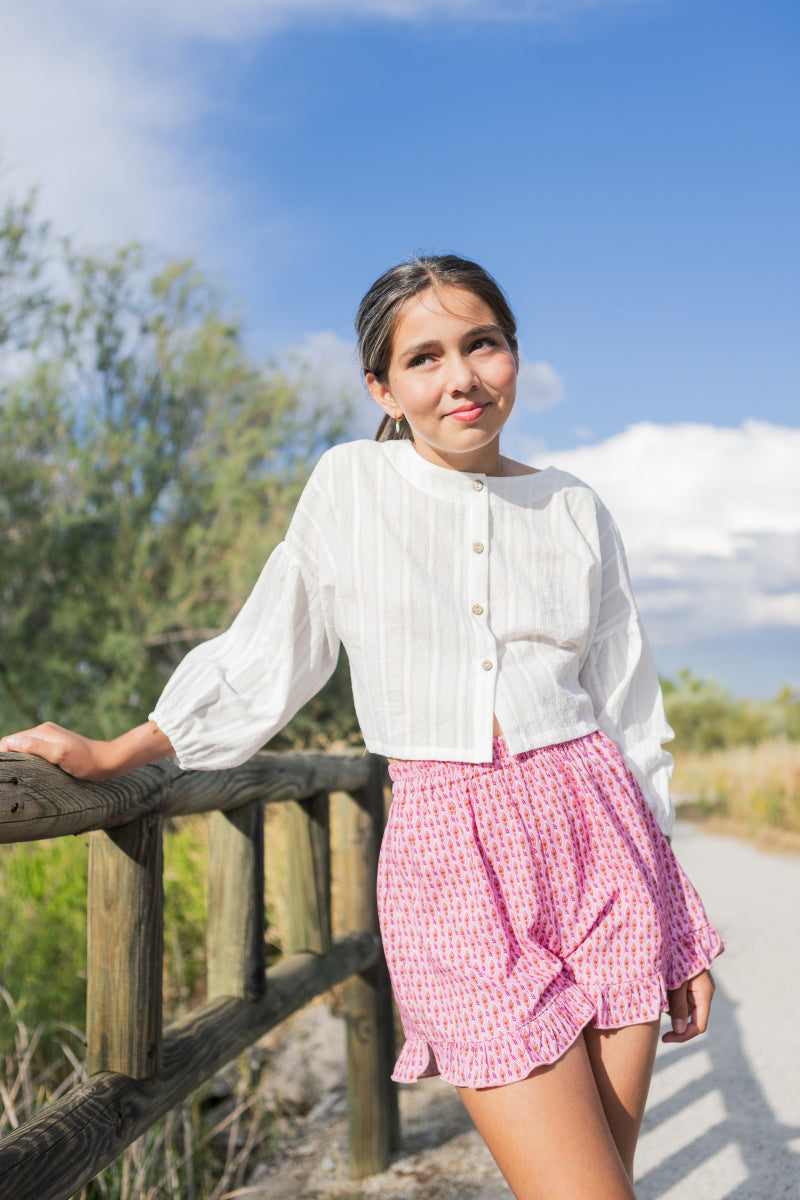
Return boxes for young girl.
[1,255,722,1200]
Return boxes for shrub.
[662,670,800,752]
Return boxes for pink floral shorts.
[378,732,724,1089]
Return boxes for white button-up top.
[151,439,676,833]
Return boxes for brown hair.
[354,254,518,442]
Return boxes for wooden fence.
[0,748,399,1199]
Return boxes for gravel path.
[635,821,800,1199]
[247,823,800,1199]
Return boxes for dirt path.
[245,823,800,1199]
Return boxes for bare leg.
[457,1037,636,1200]
[583,1021,660,1179]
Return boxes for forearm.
[97,721,175,778]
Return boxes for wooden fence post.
[207,801,266,1001]
[285,790,331,955]
[86,813,164,1078]
[335,759,399,1178]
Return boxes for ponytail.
[375,413,414,442]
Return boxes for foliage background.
[0,189,360,748]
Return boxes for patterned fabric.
[378,732,723,1089]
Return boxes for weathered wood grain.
[87,815,164,1078]
[0,933,381,1200]
[336,761,399,1178]
[207,802,266,1001]
[0,750,372,842]
[285,790,332,956]
[165,753,371,816]
[0,752,175,842]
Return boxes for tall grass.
[0,986,85,1134]
[673,738,800,834]
[0,987,275,1199]
[0,815,237,1041]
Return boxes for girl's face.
[367,285,518,474]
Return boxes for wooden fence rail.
[0,748,399,1200]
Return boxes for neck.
[411,438,505,476]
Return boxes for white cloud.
[0,4,218,252]
[0,0,656,253]
[514,358,565,414]
[53,0,657,44]
[280,331,378,435]
[544,421,800,644]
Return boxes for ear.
[366,372,401,421]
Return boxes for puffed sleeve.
[149,457,340,770]
[578,498,676,835]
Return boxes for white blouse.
[151,439,676,833]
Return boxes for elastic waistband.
[387,732,603,785]
[387,736,508,784]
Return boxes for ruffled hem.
[590,923,724,1028]
[664,921,725,992]
[590,973,669,1029]
[391,981,596,1089]
[391,922,725,1088]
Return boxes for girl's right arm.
[2,450,342,783]
[0,720,174,781]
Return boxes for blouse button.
[472,542,484,554]
[473,480,484,491]
[472,604,484,615]
[481,660,494,671]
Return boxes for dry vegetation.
[0,984,276,1200]
[673,737,800,843]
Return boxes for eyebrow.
[399,324,503,360]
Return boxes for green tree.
[661,669,798,752]
[0,187,53,354]
[0,191,359,745]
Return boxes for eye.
[469,336,499,353]
[407,352,435,368]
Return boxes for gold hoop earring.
[395,413,403,434]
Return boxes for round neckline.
[381,439,556,499]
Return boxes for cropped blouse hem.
[365,719,601,766]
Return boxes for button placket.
[467,479,496,686]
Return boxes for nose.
[445,353,479,396]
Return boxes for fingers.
[687,968,715,1034]
[662,969,716,1044]
[0,723,94,777]
[2,726,48,754]
[663,980,689,1042]
[1,723,66,760]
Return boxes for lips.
[448,404,486,423]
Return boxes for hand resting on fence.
[0,720,174,780]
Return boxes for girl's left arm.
[663,969,716,1043]
[578,499,675,836]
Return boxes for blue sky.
[1,0,798,696]
[211,0,798,444]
